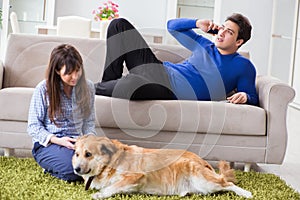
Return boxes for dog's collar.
[85,165,108,190]
[84,149,122,191]
[85,176,95,190]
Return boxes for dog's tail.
[218,161,236,183]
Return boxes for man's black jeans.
[95,18,175,100]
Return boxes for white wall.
[54,0,273,75]
[0,0,9,60]
[214,0,274,75]
[0,0,4,55]
[54,0,99,28]
[54,0,170,30]
[2,0,274,75]
[10,0,44,22]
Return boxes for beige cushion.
[3,34,106,88]
[95,95,266,136]
[0,87,34,121]
[0,87,266,136]
[150,43,191,63]
[239,51,250,58]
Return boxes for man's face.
[215,20,243,54]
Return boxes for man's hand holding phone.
[196,19,219,35]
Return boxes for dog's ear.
[100,143,116,157]
[78,134,93,141]
[111,139,125,149]
[112,139,132,151]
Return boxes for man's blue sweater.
[163,18,258,105]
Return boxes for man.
[95,13,258,105]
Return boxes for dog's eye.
[85,152,92,158]
[75,152,79,157]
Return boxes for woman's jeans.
[32,142,83,182]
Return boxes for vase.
[99,19,111,40]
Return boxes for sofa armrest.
[0,60,3,89]
[256,75,295,164]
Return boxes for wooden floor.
[1,106,300,192]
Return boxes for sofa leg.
[244,163,251,172]
[3,148,13,156]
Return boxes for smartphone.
[207,29,218,35]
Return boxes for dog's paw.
[92,192,110,200]
[242,190,253,199]
[92,192,102,200]
[179,191,188,197]
[236,189,252,199]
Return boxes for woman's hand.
[50,136,77,149]
[196,19,219,33]
[227,92,248,104]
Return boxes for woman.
[27,44,96,182]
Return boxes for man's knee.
[111,18,131,27]
[108,18,135,34]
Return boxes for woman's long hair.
[45,44,91,125]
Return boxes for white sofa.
[0,34,295,170]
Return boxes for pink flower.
[92,1,119,21]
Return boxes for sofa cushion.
[95,95,266,136]
[0,87,265,136]
[0,87,34,122]
[150,43,192,63]
[3,34,106,88]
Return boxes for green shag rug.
[0,156,299,200]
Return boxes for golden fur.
[72,135,252,199]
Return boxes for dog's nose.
[75,167,81,173]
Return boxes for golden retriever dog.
[72,135,252,199]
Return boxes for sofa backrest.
[3,34,192,88]
[3,34,106,88]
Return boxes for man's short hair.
[226,13,252,46]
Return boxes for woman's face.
[58,65,82,87]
